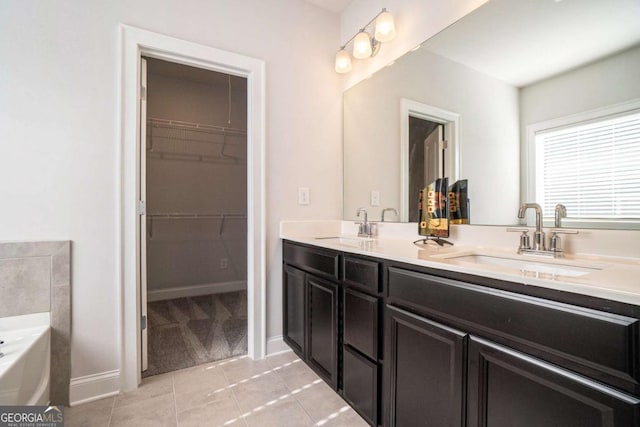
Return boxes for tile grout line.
[171,372,179,427]
[106,395,117,427]
[223,362,250,427]
[272,355,318,426]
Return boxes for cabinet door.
[307,275,340,389]
[344,287,379,360]
[344,344,378,426]
[283,265,306,357]
[386,305,467,427]
[467,336,640,427]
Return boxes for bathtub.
[0,312,50,405]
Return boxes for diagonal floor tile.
[110,392,177,427]
[114,372,173,409]
[64,396,114,427]
[241,398,313,427]
[177,392,246,427]
[230,373,292,414]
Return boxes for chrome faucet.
[356,208,373,237]
[381,208,398,222]
[554,204,566,228]
[550,204,568,253]
[517,203,546,251]
[512,203,577,257]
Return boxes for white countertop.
[281,231,640,307]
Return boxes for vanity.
[282,0,640,425]
[281,233,640,426]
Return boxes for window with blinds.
[534,110,640,220]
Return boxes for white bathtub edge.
[0,312,50,330]
[69,370,120,406]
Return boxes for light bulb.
[374,10,396,42]
[334,49,352,73]
[353,31,373,59]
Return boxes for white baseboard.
[266,335,290,356]
[147,280,247,302]
[70,370,120,406]
[70,339,287,406]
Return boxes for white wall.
[520,45,640,128]
[340,0,489,88]
[0,0,342,385]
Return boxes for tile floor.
[65,351,369,427]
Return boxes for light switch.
[371,190,380,206]
[298,187,310,205]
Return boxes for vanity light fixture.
[353,31,373,59]
[335,8,397,74]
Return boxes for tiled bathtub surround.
[0,241,71,405]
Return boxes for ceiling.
[304,0,352,13]
[423,0,640,87]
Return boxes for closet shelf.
[147,213,246,220]
[148,117,246,136]
[147,117,246,164]
[146,151,243,165]
[146,213,246,239]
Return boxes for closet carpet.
[143,290,247,378]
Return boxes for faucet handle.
[507,228,531,252]
[506,227,530,233]
[549,228,579,235]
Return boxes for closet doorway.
[140,57,248,377]
[408,117,444,222]
[400,98,459,222]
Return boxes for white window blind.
[535,110,640,220]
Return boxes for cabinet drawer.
[388,267,640,395]
[344,288,379,360]
[343,345,378,426]
[343,256,380,293]
[283,241,339,280]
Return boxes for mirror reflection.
[343,0,640,227]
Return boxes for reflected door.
[409,117,445,222]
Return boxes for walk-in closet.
[141,58,248,377]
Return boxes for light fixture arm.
[339,8,389,51]
[334,8,396,73]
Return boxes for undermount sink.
[438,253,605,278]
[315,236,375,248]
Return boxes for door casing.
[400,98,460,222]
[119,25,266,391]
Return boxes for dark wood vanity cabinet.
[283,265,306,356]
[283,242,340,389]
[307,275,339,389]
[467,336,640,427]
[386,266,640,427]
[386,304,466,427]
[282,240,640,427]
[342,255,382,425]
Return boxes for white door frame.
[400,98,460,222]
[119,25,266,391]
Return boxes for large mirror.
[343,0,640,227]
